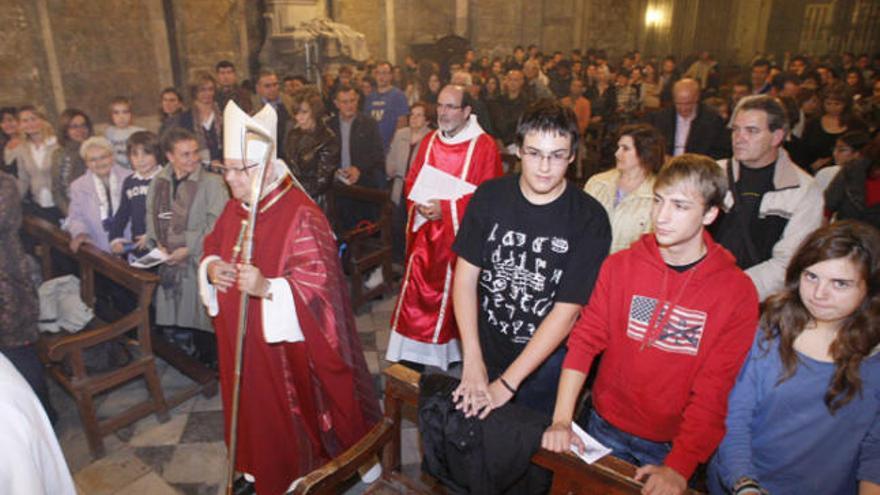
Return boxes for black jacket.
[825,158,880,230]
[645,103,731,159]
[418,373,551,495]
[328,113,386,189]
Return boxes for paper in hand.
[131,248,170,269]
[407,164,476,206]
[570,422,612,464]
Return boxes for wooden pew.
[326,183,394,311]
[294,364,700,494]
[22,215,216,457]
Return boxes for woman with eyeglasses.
[50,108,93,216]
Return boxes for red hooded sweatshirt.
[563,231,758,479]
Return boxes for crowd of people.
[1,42,880,495]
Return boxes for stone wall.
[334,0,386,64]
[171,0,249,82]
[0,0,249,128]
[337,0,644,64]
[0,1,62,118]
[45,0,161,124]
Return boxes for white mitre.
[223,100,277,162]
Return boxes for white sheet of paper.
[407,164,476,206]
[570,422,612,464]
[131,248,170,269]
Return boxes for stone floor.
[54,293,424,495]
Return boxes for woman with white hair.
[64,136,131,253]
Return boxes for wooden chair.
[294,364,703,494]
[23,215,170,458]
[328,183,394,311]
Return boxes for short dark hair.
[256,69,278,82]
[333,84,358,100]
[618,123,666,174]
[284,75,308,85]
[515,99,580,155]
[162,127,198,155]
[733,94,790,134]
[838,130,871,153]
[752,58,771,70]
[127,130,161,162]
[215,60,235,71]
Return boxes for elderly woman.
[64,137,131,253]
[0,170,56,422]
[386,101,433,261]
[50,108,93,216]
[584,123,665,253]
[4,106,61,224]
[178,72,223,170]
[284,86,340,211]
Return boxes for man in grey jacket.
[710,95,823,300]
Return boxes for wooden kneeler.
[293,364,704,494]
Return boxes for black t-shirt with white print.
[453,174,611,374]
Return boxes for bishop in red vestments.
[199,102,380,495]
[387,85,502,370]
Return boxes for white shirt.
[674,113,695,156]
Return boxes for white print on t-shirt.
[126,184,150,199]
[626,295,707,355]
[479,223,568,344]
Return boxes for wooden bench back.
[22,215,158,308]
[295,364,671,494]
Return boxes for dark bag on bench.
[418,373,552,495]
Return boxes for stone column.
[34,0,65,113]
[146,0,174,90]
[454,0,468,38]
[573,0,586,51]
[385,0,396,64]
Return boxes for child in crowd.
[109,131,162,256]
[104,96,145,170]
[709,221,880,495]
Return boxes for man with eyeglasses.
[387,84,502,372]
[451,100,610,418]
[199,102,381,495]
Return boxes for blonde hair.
[17,105,54,141]
[654,153,728,211]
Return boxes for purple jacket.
[64,165,131,252]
